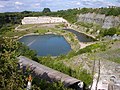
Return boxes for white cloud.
[16,6,20,9]
[32,3,41,8]
[0,0,119,12]
[81,0,103,1]
[76,2,81,5]
[35,3,40,6]
[0,5,4,8]
[15,1,23,5]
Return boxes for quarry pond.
[19,34,71,56]
[19,29,96,56]
[64,29,95,42]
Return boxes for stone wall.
[22,16,67,24]
[78,13,120,29]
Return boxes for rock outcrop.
[22,16,67,24]
[78,13,120,29]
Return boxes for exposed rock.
[93,14,105,26]
[78,13,120,29]
[22,16,67,24]
[102,16,115,28]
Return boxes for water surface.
[63,29,95,42]
[19,34,71,56]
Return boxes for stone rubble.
[91,60,120,90]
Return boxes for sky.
[0,0,120,12]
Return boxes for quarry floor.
[15,23,120,90]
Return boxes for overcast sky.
[0,0,120,12]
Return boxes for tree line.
[0,7,120,28]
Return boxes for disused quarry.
[15,16,120,90]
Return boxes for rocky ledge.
[78,13,120,29]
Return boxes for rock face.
[22,16,67,24]
[78,13,120,29]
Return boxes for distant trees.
[0,7,120,28]
[42,8,51,13]
[21,11,32,14]
[100,7,120,16]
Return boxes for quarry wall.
[22,16,67,24]
[78,13,120,29]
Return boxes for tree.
[42,8,51,13]
[0,38,27,90]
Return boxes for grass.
[37,56,92,86]
[17,24,36,29]
[97,48,120,64]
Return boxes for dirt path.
[79,42,95,49]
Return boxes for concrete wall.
[78,13,120,29]
[22,16,67,24]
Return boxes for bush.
[37,56,92,87]
[99,28,117,37]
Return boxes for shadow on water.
[63,29,96,42]
[19,34,71,56]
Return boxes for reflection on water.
[19,34,71,56]
[63,29,95,42]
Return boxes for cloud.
[0,0,120,12]
[0,5,4,8]
[76,2,81,5]
[34,3,40,7]
[0,0,9,1]
[32,3,41,8]
[15,1,23,5]
[116,0,120,3]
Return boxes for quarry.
[0,7,120,90]
[16,15,120,90]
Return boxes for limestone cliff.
[78,13,120,29]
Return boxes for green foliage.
[100,7,120,16]
[86,28,90,32]
[99,48,120,64]
[37,56,92,86]
[0,38,27,90]
[0,38,107,89]
[77,42,107,54]
[0,7,120,30]
[21,11,32,14]
[42,8,51,13]
[0,24,14,35]
[34,29,48,34]
[99,27,120,37]
[67,51,76,59]
[76,22,93,28]
[32,78,70,90]
[0,38,71,90]
[18,43,37,59]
